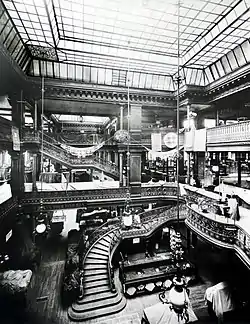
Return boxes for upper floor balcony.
[184,184,250,269]
[206,120,250,151]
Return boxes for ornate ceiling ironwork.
[28,45,57,61]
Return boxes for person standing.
[228,195,240,221]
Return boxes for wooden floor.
[2,211,250,324]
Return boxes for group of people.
[122,206,141,229]
[218,194,240,221]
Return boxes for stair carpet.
[68,231,126,321]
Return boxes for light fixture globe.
[35,223,46,234]
[169,277,189,314]
[113,129,130,143]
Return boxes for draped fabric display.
[151,133,162,152]
[57,133,102,145]
[184,129,195,152]
[61,142,104,157]
[193,129,206,152]
[148,146,184,160]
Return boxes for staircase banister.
[80,225,120,296]
[80,219,120,271]
[108,228,122,292]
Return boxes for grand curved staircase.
[68,204,187,321]
[23,131,119,179]
[68,226,126,321]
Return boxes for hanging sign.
[12,126,20,151]
[163,132,177,148]
[151,133,162,152]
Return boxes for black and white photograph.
[0,0,250,323]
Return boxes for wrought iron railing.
[80,203,187,295]
[80,221,120,294]
[141,184,177,197]
[22,187,128,204]
[42,134,119,177]
[21,184,181,209]
[185,188,250,268]
[122,204,186,239]
[22,130,119,177]
[108,228,122,292]
[22,129,40,142]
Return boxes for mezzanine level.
[184,185,250,269]
[206,120,250,151]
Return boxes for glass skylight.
[3,0,249,70]
[1,0,250,86]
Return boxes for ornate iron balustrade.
[81,204,187,295]
[108,228,122,292]
[207,120,250,146]
[186,206,237,245]
[21,187,128,211]
[184,186,220,214]
[80,221,121,294]
[141,184,177,197]
[122,204,186,239]
[186,203,250,268]
[42,134,119,177]
[23,131,120,177]
[235,228,250,262]
[21,184,180,211]
[184,185,250,267]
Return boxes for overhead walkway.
[27,132,119,180]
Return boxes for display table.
[143,302,198,324]
[120,253,196,297]
[204,281,236,319]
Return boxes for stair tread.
[85,259,107,265]
[84,285,110,295]
[87,252,108,260]
[90,248,109,256]
[77,290,118,304]
[97,240,110,247]
[84,269,108,276]
[72,292,123,312]
[84,274,109,283]
[94,243,110,252]
[68,296,127,320]
[84,263,107,270]
[84,279,109,289]
[102,235,113,243]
